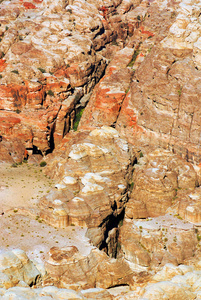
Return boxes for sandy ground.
[0,162,93,264]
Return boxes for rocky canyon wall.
[2,0,201,299]
[0,0,141,162]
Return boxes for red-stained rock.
[139,25,155,37]
[79,48,135,130]
[0,0,155,162]
[23,2,36,9]
[0,59,7,72]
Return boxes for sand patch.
[0,163,93,263]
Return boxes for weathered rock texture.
[39,126,134,252]
[0,249,41,288]
[2,0,201,298]
[0,285,114,299]
[140,263,201,300]
[0,0,144,162]
[119,216,198,268]
[115,0,201,164]
[45,246,134,290]
[126,149,198,219]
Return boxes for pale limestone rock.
[39,127,133,256]
[80,288,113,299]
[142,281,195,300]
[45,247,134,289]
[192,277,201,292]
[0,250,41,287]
[2,287,36,299]
[178,264,194,274]
[152,264,183,282]
[184,271,201,286]
[178,187,201,224]
[0,272,14,289]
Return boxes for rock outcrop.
[39,126,134,252]
[45,246,134,290]
[115,0,201,164]
[0,249,41,288]
[126,149,198,219]
[119,216,197,268]
[2,0,201,299]
[140,263,201,300]
[0,0,144,162]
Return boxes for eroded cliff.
[2,0,201,299]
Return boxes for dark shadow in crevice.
[99,208,125,258]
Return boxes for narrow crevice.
[99,208,125,258]
[46,123,55,155]
[32,145,43,155]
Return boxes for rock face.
[178,187,201,224]
[0,0,143,162]
[45,246,134,290]
[140,263,201,300]
[116,149,201,268]
[0,286,115,299]
[115,0,201,164]
[119,216,197,268]
[39,126,134,251]
[126,149,198,219]
[3,0,201,299]
[78,47,135,131]
[0,249,41,288]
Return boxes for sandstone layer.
[39,126,134,253]
[0,0,143,162]
[2,0,201,299]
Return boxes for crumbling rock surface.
[126,149,198,219]
[2,0,201,299]
[139,263,201,300]
[0,249,41,289]
[39,126,134,251]
[115,0,201,164]
[119,216,197,268]
[0,0,143,162]
[172,187,201,225]
[45,246,134,290]
[78,47,135,131]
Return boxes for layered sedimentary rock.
[140,263,201,300]
[0,286,114,299]
[119,216,197,268]
[0,0,143,162]
[0,249,41,288]
[126,149,198,219]
[169,186,201,225]
[2,0,201,298]
[45,246,134,290]
[116,149,201,268]
[115,0,201,164]
[78,47,135,130]
[39,126,134,250]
